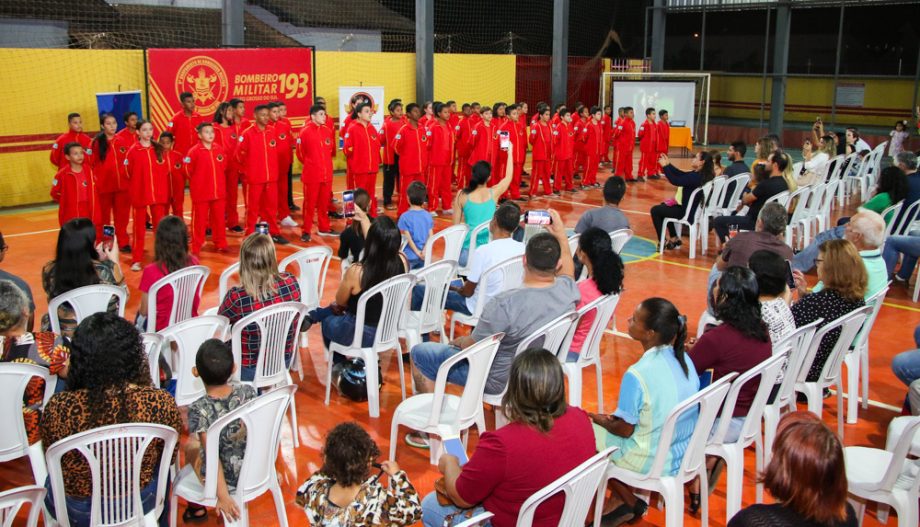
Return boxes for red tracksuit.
[572,115,586,176]
[50,164,98,227]
[165,150,186,218]
[343,121,382,212]
[657,120,671,156]
[492,118,509,186]
[553,121,575,192]
[236,124,281,235]
[165,111,204,160]
[581,120,605,186]
[125,143,170,264]
[499,118,526,199]
[616,118,636,180]
[116,127,138,146]
[50,131,92,169]
[637,118,659,177]
[467,121,496,172]
[185,142,228,254]
[90,134,131,244]
[456,116,475,188]
[427,120,455,212]
[529,121,554,197]
[393,123,430,215]
[274,118,294,220]
[340,116,357,188]
[220,121,247,228]
[600,114,613,162]
[296,121,334,236]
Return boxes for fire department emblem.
[344,92,378,116]
[176,56,229,117]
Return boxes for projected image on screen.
[612,81,696,133]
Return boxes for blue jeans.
[882,234,920,280]
[407,257,424,270]
[792,225,845,272]
[311,307,378,362]
[411,281,472,316]
[411,343,469,386]
[421,492,489,527]
[45,475,166,527]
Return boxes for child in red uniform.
[656,109,671,171]
[269,101,296,227]
[165,92,204,158]
[601,105,613,163]
[50,113,92,169]
[91,114,131,249]
[382,99,405,210]
[236,105,287,243]
[637,107,659,181]
[580,106,605,188]
[427,102,455,215]
[616,107,636,181]
[184,123,228,255]
[51,142,98,227]
[158,132,186,219]
[343,102,383,213]
[529,107,554,198]
[418,101,435,130]
[553,109,576,193]
[116,112,140,146]
[224,99,248,232]
[612,107,625,173]
[455,104,475,189]
[125,121,171,270]
[393,103,430,216]
[296,104,336,242]
[499,104,527,200]
[467,106,496,176]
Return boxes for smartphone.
[785,259,797,290]
[102,224,115,250]
[442,437,469,466]
[342,190,355,218]
[524,210,552,226]
[255,222,270,235]
[499,130,511,150]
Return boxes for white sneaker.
[441,209,453,216]
[430,210,438,217]
[130,262,142,272]
[280,216,298,228]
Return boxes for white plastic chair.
[231,302,308,447]
[765,189,791,208]
[142,333,166,389]
[202,262,240,316]
[401,260,457,355]
[390,333,503,464]
[0,363,55,485]
[845,416,920,527]
[458,221,492,277]
[593,375,736,527]
[0,485,45,527]
[820,179,841,232]
[324,274,416,418]
[145,265,209,333]
[762,319,822,460]
[157,315,230,407]
[170,385,295,527]
[484,311,578,429]
[47,284,127,335]
[278,246,333,373]
[423,224,469,267]
[784,186,811,248]
[795,306,872,439]
[567,233,581,257]
[713,173,750,218]
[659,184,708,259]
[561,295,619,412]
[882,201,905,239]
[706,353,787,521]
[609,228,633,254]
[789,182,825,249]
[460,445,618,527]
[888,199,920,238]
[449,255,524,341]
[45,423,178,527]
[843,284,889,424]
[700,177,727,254]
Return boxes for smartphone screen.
[255,222,270,235]
[499,131,511,150]
[343,190,355,218]
[785,259,797,290]
[525,210,552,226]
[102,225,115,250]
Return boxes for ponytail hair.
[578,227,624,295]
[136,120,165,162]
[466,161,492,194]
[640,297,690,377]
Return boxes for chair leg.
[659,222,669,256]
[394,347,407,401]
[592,476,608,527]
[662,479,686,527]
[364,350,381,418]
[595,360,604,414]
[836,379,845,439]
[754,434,765,504]
[169,492,178,527]
[428,435,442,465]
[565,365,583,409]
[324,349,333,406]
[848,497,866,527]
[877,503,890,524]
[494,407,508,429]
[845,352,859,424]
[389,416,400,462]
[270,480,289,527]
[689,225,697,259]
[860,347,869,410]
[763,408,777,465]
[286,374,299,448]
[724,449,743,522]
[26,442,48,486]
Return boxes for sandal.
[182,504,208,523]
[688,492,701,515]
[600,503,635,527]
[628,499,648,524]
[404,432,430,449]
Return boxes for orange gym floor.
[1,149,917,526]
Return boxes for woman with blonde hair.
[218,233,302,381]
[791,238,867,382]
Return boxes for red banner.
[146,48,314,132]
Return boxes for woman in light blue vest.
[590,297,700,525]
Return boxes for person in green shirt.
[860,166,909,224]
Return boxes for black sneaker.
[552,191,561,196]
[290,204,301,212]
[146,221,154,230]
[205,228,212,236]
[328,211,344,219]
[520,181,528,188]
[300,233,312,243]
[119,245,131,253]
[271,235,290,245]
[228,225,244,233]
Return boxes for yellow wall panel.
[434,54,516,104]
[0,49,146,207]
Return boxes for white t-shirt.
[465,237,525,314]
